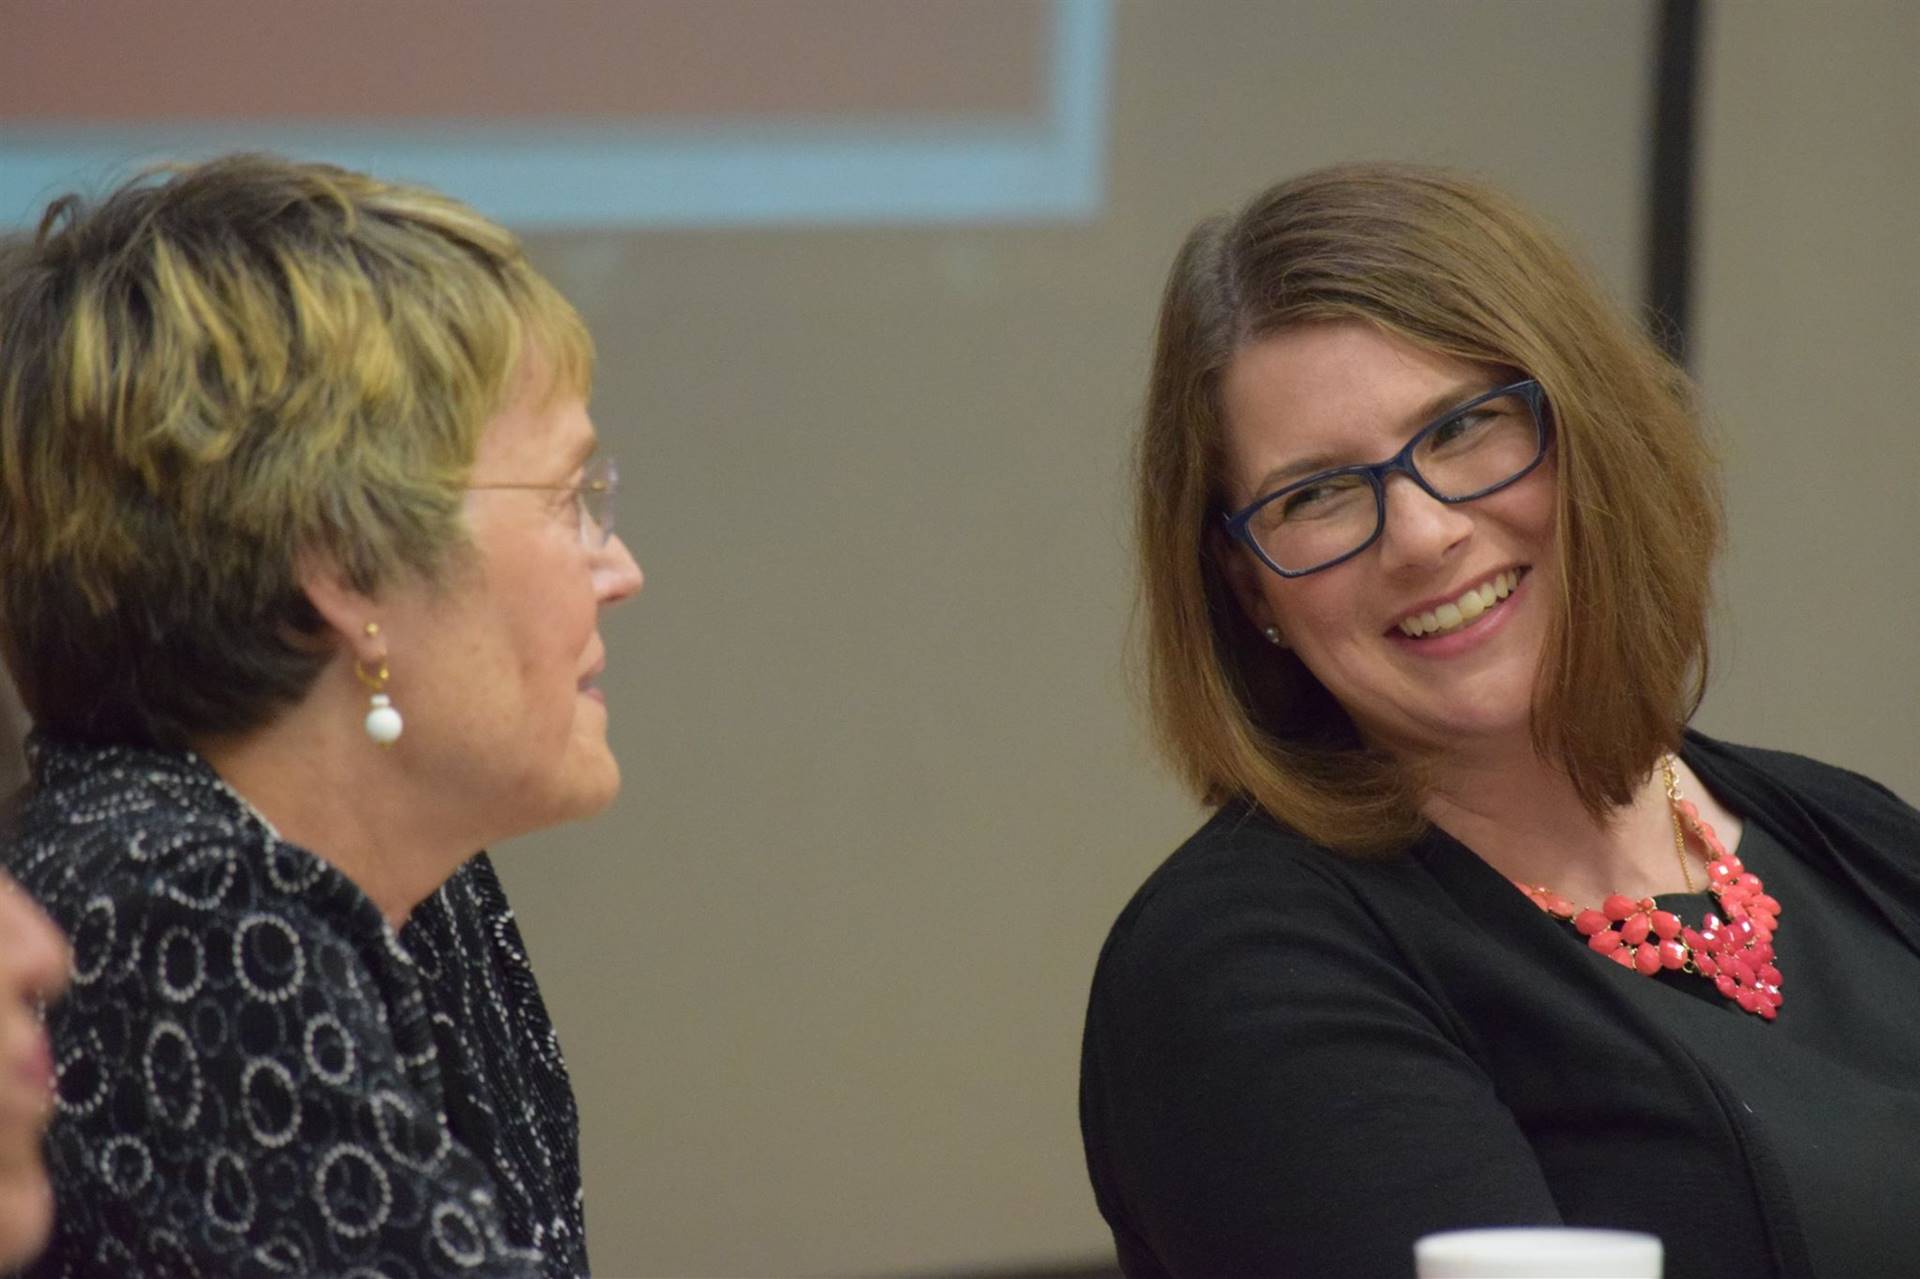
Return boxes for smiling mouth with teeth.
[1395,569,1525,638]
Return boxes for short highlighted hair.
[1137,163,1721,853]
[0,154,592,748]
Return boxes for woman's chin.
[0,1170,55,1269]
[574,770,621,821]
[553,743,623,824]
[1359,703,1535,760]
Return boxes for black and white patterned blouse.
[1,737,589,1277]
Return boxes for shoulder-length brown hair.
[1138,163,1720,854]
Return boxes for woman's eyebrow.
[1249,379,1496,497]
[1405,379,1500,430]
[1254,450,1345,496]
[562,434,599,473]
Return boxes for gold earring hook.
[355,621,388,692]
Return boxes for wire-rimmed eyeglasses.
[469,454,619,548]
[1222,380,1549,579]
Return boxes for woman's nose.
[593,533,645,605]
[1376,473,1473,572]
[0,875,69,1005]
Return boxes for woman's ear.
[295,555,383,664]
[1211,527,1287,647]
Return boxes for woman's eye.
[1278,478,1365,520]
[544,486,582,524]
[1281,484,1335,516]
[1430,412,1485,448]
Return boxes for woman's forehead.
[470,388,595,481]
[1221,324,1488,472]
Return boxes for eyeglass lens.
[1248,388,1541,574]
[578,457,617,546]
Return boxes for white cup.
[1414,1227,1662,1278]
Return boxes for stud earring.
[1263,625,1285,647]
[356,622,403,747]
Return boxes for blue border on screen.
[0,0,1110,230]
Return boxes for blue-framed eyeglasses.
[1222,379,1549,578]
[469,454,619,548]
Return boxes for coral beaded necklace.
[1513,755,1784,1020]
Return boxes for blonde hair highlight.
[0,153,592,747]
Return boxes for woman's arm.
[1082,849,1561,1278]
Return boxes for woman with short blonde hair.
[1,154,642,1276]
[1082,163,1920,1276]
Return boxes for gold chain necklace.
[1661,754,1699,893]
[1513,755,1783,1019]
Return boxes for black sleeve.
[1081,844,1562,1278]
[32,884,545,1277]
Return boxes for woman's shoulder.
[6,740,248,897]
[5,738,386,945]
[1114,801,1404,930]
[1686,730,1919,825]
[1092,802,1428,1010]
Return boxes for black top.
[1080,734,1920,1278]
[2,738,589,1278]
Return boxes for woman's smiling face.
[1217,321,1558,757]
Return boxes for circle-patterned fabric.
[2,738,589,1277]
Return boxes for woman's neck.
[1416,739,1699,906]
[194,696,478,930]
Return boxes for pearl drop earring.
[356,622,404,747]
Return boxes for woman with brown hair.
[1080,163,1920,1277]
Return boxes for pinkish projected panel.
[0,0,1048,123]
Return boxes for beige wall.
[9,2,1912,1276]
[1690,1,1920,800]
[499,3,1656,1273]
